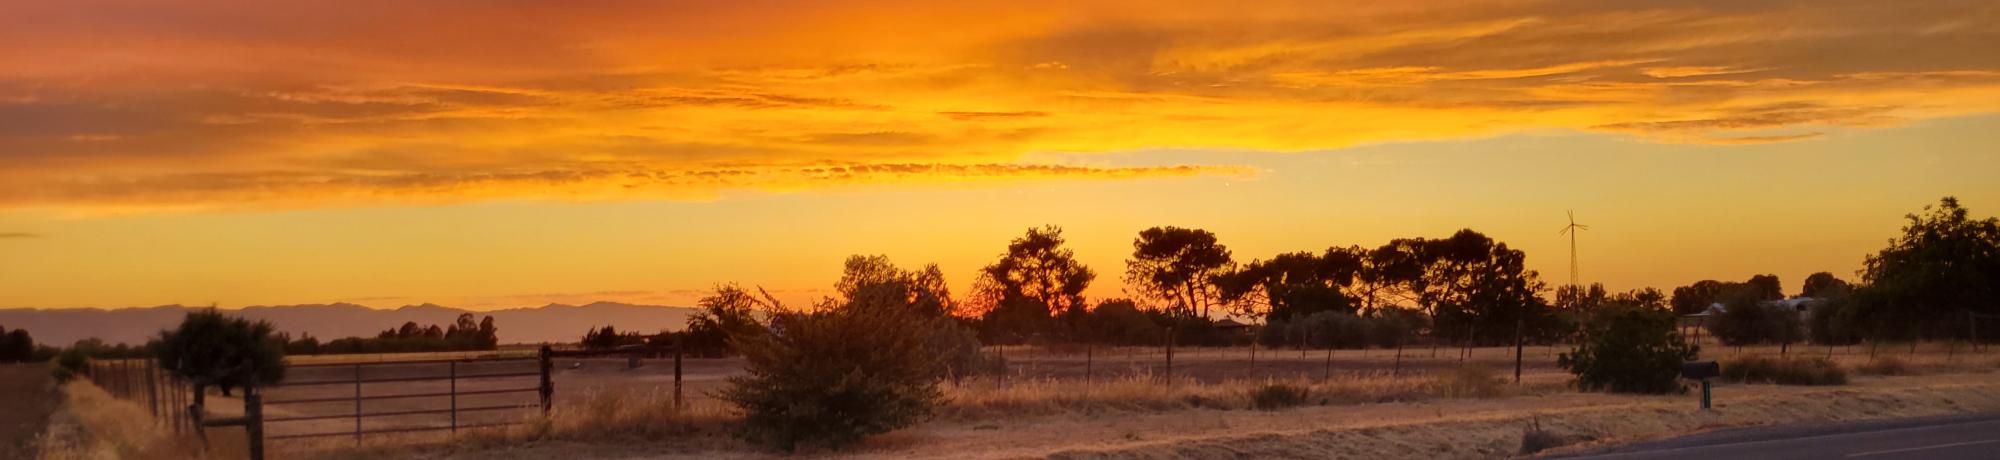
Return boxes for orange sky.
[2,0,1998,309]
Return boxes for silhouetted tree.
[1743,274,1784,301]
[0,326,35,363]
[970,226,1095,340]
[1125,226,1234,320]
[1421,230,1552,345]
[1216,249,1361,322]
[581,325,642,350]
[1670,275,1782,316]
[1799,272,1851,299]
[684,284,774,356]
[1854,196,2000,339]
[157,309,285,396]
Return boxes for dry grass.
[35,381,230,460]
[1720,356,1849,386]
[1856,357,1914,376]
[936,367,1538,420]
[300,387,743,460]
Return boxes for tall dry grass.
[36,381,232,460]
[301,388,743,459]
[937,367,1535,420]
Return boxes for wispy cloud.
[0,232,43,238]
[1,0,1996,211]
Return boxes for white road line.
[1845,439,2000,458]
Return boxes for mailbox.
[1681,361,1720,380]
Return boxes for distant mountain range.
[0,302,697,347]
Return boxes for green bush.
[1250,382,1309,410]
[1721,357,1848,385]
[718,299,952,451]
[1558,305,1699,394]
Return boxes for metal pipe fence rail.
[261,356,546,443]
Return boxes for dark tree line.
[281,313,499,354]
[1666,197,2000,346]
[949,225,1558,348]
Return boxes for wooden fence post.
[538,345,554,415]
[1392,338,1404,379]
[673,345,684,413]
[352,364,362,444]
[1322,344,1333,382]
[1163,326,1175,386]
[244,384,264,460]
[1084,343,1093,388]
[146,358,160,422]
[1514,316,1525,385]
[449,361,458,434]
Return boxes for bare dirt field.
[0,364,56,458]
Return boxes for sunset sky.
[3,0,1998,309]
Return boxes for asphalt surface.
[1568,413,2000,459]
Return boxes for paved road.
[1569,413,2000,460]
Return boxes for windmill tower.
[1558,210,1589,288]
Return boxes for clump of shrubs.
[1855,357,1912,376]
[1721,357,1848,385]
[719,300,954,451]
[1250,382,1310,410]
[1519,418,1581,455]
[1559,305,1699,394]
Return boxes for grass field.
[38,341,2000,459]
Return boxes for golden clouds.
[2,0,1997,210]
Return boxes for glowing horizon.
[2,0,1998,309]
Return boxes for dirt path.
[0,364,56,458]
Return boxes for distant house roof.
[1684,297,1822,317]
[1214,318,1250,329]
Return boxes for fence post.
[1392,338,1404,379]
[673,344,684,413]
[449,361,458,435]
[1514,316,1525,385]
[1322,344,1333,382]
[146,358,160,422]
[1163,325,1175,386]
[1084,343,1093,388]
[538,345,554,415]
[352,364,362,444]
[244,383,264,460]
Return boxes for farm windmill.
[1558,210,1589,288]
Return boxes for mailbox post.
[1681,361,1719,410]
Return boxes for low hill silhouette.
[0,302,695,347]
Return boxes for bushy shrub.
[1519,419,1575,455]
[718,300,951,451]
[1856,357,1912,376]
[50,347,89,383]
[1250,382,1309,410]
[1558,305,1698,394]
[156,309,286,392]
[1721,357,1848,385]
